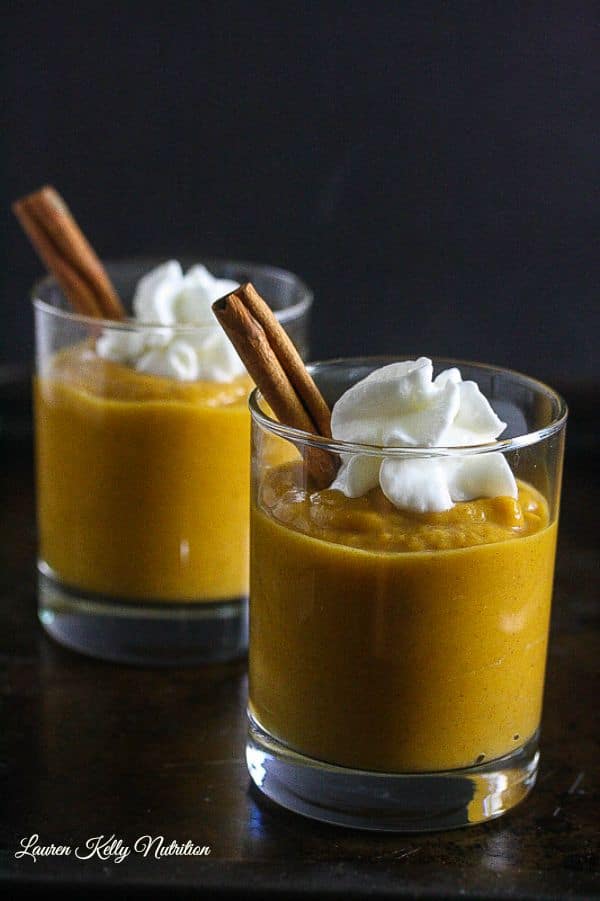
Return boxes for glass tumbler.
[247,357,567,830]
[33,257,312,664]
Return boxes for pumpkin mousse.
[249,358,558,773]
[35,262,254,603]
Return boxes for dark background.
[3,2,598,384]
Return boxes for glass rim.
[30,255,314,331]
[249,356,568,457]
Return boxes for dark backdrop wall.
[3,2,598,383]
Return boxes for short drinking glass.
[247,357,566,830]
[34,257,313,665]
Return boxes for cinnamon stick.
[213,285,338,487]
[216,293,316,433]
[233,282,332,438]
[12,185,124,320]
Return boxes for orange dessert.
[209,289,565,826]
[249,461,557,772]
[35,343,253,601]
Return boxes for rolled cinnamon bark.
[233,282,332,438]
[214,292,316,434]
[213,285,338,487]
[12,185,124,320]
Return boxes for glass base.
[38,563,248,665]
[246,712,539,832]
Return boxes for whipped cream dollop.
[329,358,517,513]
[96,261,245,381]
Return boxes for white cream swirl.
[329,358,517,513]
[96,261,245,381]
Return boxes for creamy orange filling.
[35,344,253,601]
[249,462,556,772]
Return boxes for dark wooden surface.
[0,375,598,900]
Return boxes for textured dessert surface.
[45,342,252,406]
[259,460,548,553]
